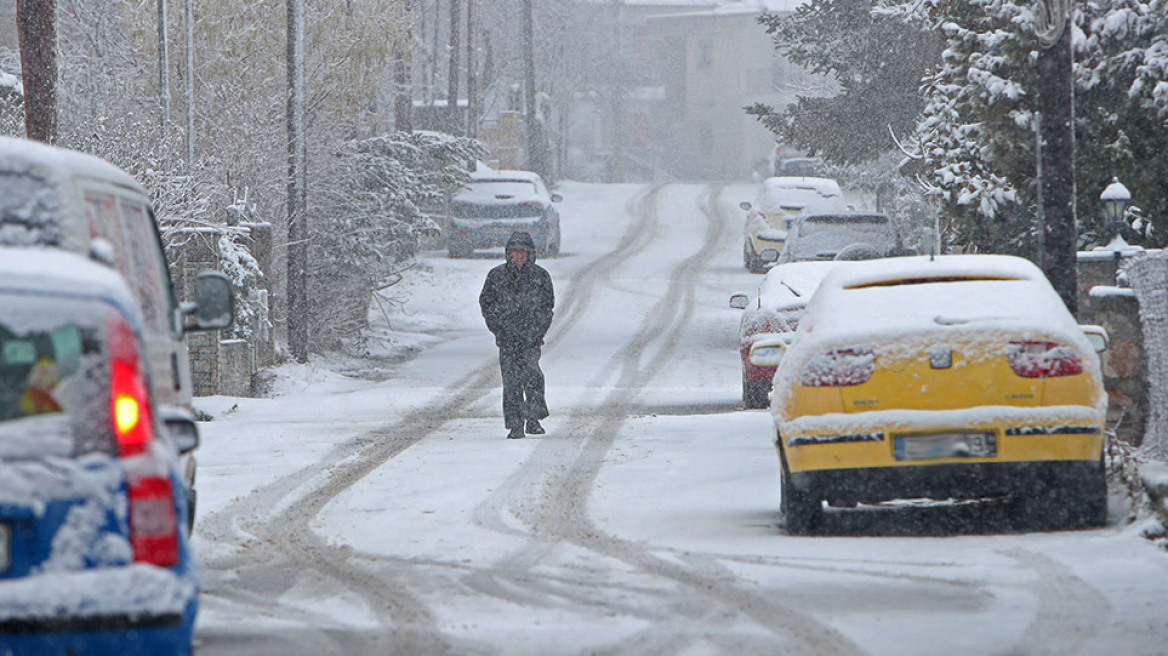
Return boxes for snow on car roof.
[793,254,1086,349]
[761,176,841,195]
[757,176,847,215]
[0,246,137,311]
[455,180,544,204]
[470,169,542,183]
[0,136,143,192]
[757,260,845,312]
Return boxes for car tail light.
[108,315,153,457]
[1007,341,1083,378]
[518,201,543,209]
[800,348,875,387]
[107,314,179,567]
[129,476,179,566]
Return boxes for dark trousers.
[499,345,548,429]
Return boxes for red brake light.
[1007,341,1083,378]
[106,313,179,567]
[518,201,543,209]
[800,348,875,387]
[129,476,179,566]
[107,315,153,457]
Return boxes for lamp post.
[1099,177,1131,242]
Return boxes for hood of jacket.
[505,230,538,263]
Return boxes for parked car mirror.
[550,193,563,203]
[1080,324,1110,353]
[739,201,752,212]
[760,248,779,263]
[729,293,750,310]
[161,407,201,455]
[749,336,789,367]
[184,271,235,332]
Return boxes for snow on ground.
[192,181,1168,655]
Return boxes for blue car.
[0,248,198,655]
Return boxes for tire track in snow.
[196,185,663,653]
[468,185,864,655]
[1000,548,1110,655]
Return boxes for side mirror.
[739,201,752,212]
[1081,324,1109,353]
[749,336,789,367]
[760,248,780,263]
[550,193,563,202]
[161,407,200,455]
[183,271,235,332]
[729,293,750,310]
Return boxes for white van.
[0,136,232,526]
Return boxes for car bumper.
[449,219,548,249]
[0,566,197,655]
[778,407,1105,475]
[786,459,1104,507]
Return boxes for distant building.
[0,0,16,53]
[568,0,832,182]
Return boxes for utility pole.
[393,0,414,132]
[158,0,172,130]
[522,0,543,175]
[1034,0,1077,315]
[447,0,462,134]
[466,0,477,139]
[184,0,195,171]
[287,0,309,363]
[610,0,624,183]
[16,0,57,143]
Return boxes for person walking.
[479,231,555,439]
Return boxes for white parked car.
[739,176,849,273]
[729,261,847,408]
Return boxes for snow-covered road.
[191,183,1168,655]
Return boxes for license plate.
[894,432,996,461]
[0,523,9,573]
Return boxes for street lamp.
[1099,177,1131,240]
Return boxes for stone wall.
[1077,247,1160,447]
[169,221,274,397]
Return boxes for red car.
[730,261,845,408]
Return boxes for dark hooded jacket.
[479,231,555,349]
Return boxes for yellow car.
[767,254,1109,534]
[739,177,848,273]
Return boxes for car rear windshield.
[452,181,544,219]
[0,171,64,247]
[847,275,1021,289]
[790,216,897,256]
[0,293,113,458]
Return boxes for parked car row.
[0,137,232,654]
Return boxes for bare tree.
[16,0,57,142]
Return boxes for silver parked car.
[776,211,903,265]
[447,169,562,258]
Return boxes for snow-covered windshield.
[0,293,112,459]
[0,171,64,247]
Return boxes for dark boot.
[507,427,525,439]
[525,420,545,435]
